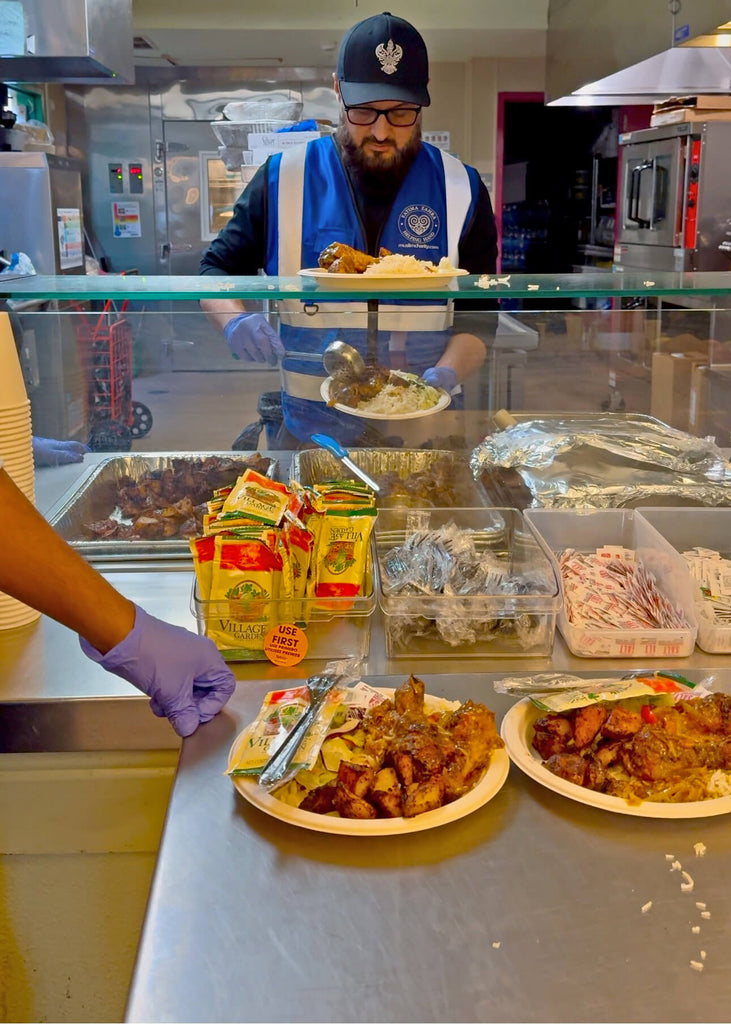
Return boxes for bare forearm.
[0,470,135,653]
[436,332,487,381]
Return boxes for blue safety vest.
[264,136,478,443]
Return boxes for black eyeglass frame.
[343,104,422,127]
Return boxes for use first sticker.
[264,623,308,666]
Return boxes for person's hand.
[421,366,458,392]
[32,436,89,467]
[79,606,236,737]
[223,313,284,365]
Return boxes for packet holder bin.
[524,508,698,658]
[375,507,561,658]
[190,544,377,662]
[636,507,731,654]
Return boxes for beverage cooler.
[0,153,87,440]
[615,122,731,273]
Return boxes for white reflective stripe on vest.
[275,143,469,331]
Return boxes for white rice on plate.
[363,254,458,277]
[354,372,441,416]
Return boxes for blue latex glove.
[421,366,458,393]
[79,605,236,737]
[223,313,284,365]
[33,436,89,467]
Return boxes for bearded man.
[200,11,497,446]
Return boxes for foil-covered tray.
[471,413,731,510]
[291,448,490,507]
[48,452,276,562]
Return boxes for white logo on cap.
[375,39,403,75]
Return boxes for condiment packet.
[227,684,345,777]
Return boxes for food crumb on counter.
[680,871,695,893]
[694,842,707,857]
[701,911,711,919]
[690,960,704,972]
[670,860,682,872]
[696,901,707,910]
[665,853,675,861]
[692,926,701,935]
[492,941,501,949]
[701,950,707,961]
[641,901,653,914]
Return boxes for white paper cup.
[0,313,29,407]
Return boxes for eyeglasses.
[344,105,421,127]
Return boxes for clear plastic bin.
[190,557,376,662]
[375,507,561,658]
[524,508,698,658]
[637,507,731,654]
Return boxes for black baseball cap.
[336,12,430,108]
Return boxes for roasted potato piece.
[370,766,403,818]
[333,782,377,819]
[299,783,337,814]
[336,761,376,799]
[393,751,417,788]
[402,776,446,818]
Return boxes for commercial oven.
[615,121,731,273]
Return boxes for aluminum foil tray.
[472,413,731,510]
[48,452,276,562]
[291,448,490,507]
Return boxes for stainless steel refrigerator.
[0,153,87,440]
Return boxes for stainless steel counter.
[126,671,731,1024]
[4,459,731,1021]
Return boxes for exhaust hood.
[0,0,134,84]
[549,44,731,107]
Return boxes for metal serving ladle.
[322,340,366,377]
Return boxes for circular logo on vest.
[398,204,439,244]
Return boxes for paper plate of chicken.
[321,364,451,420]
[501,692,731,818]
[232,676,509,836]
[298,241,469,288]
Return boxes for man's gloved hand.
[79,606,236,738]
[223,313,284,365]
[421,366,458,393]
[32,436,90,467]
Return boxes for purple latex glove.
[421,366,458,393]
[223,313,284,365]
[33,436,89,467]
[80,605,236,737]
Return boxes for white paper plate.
[501,697,731,819]
[299,267,469,289]
[231,688,509,835]
[320,373,451,421]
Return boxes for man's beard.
[336,118,421,183]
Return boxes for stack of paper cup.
[0,312,41,628]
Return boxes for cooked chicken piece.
[544,753,587,788]
[318,241,379,274]
[445,700,501,774]
[573,704,609,750]
[394,674,425,716]
[532,715,573,759]
[403,776,446,818]
[601,705,644,741]
[337,761,376,799]
[394,721,453,778]
[676,693,731,735]
[620,728,731,782]
[299,782,336,814]
[333,781,377,819]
